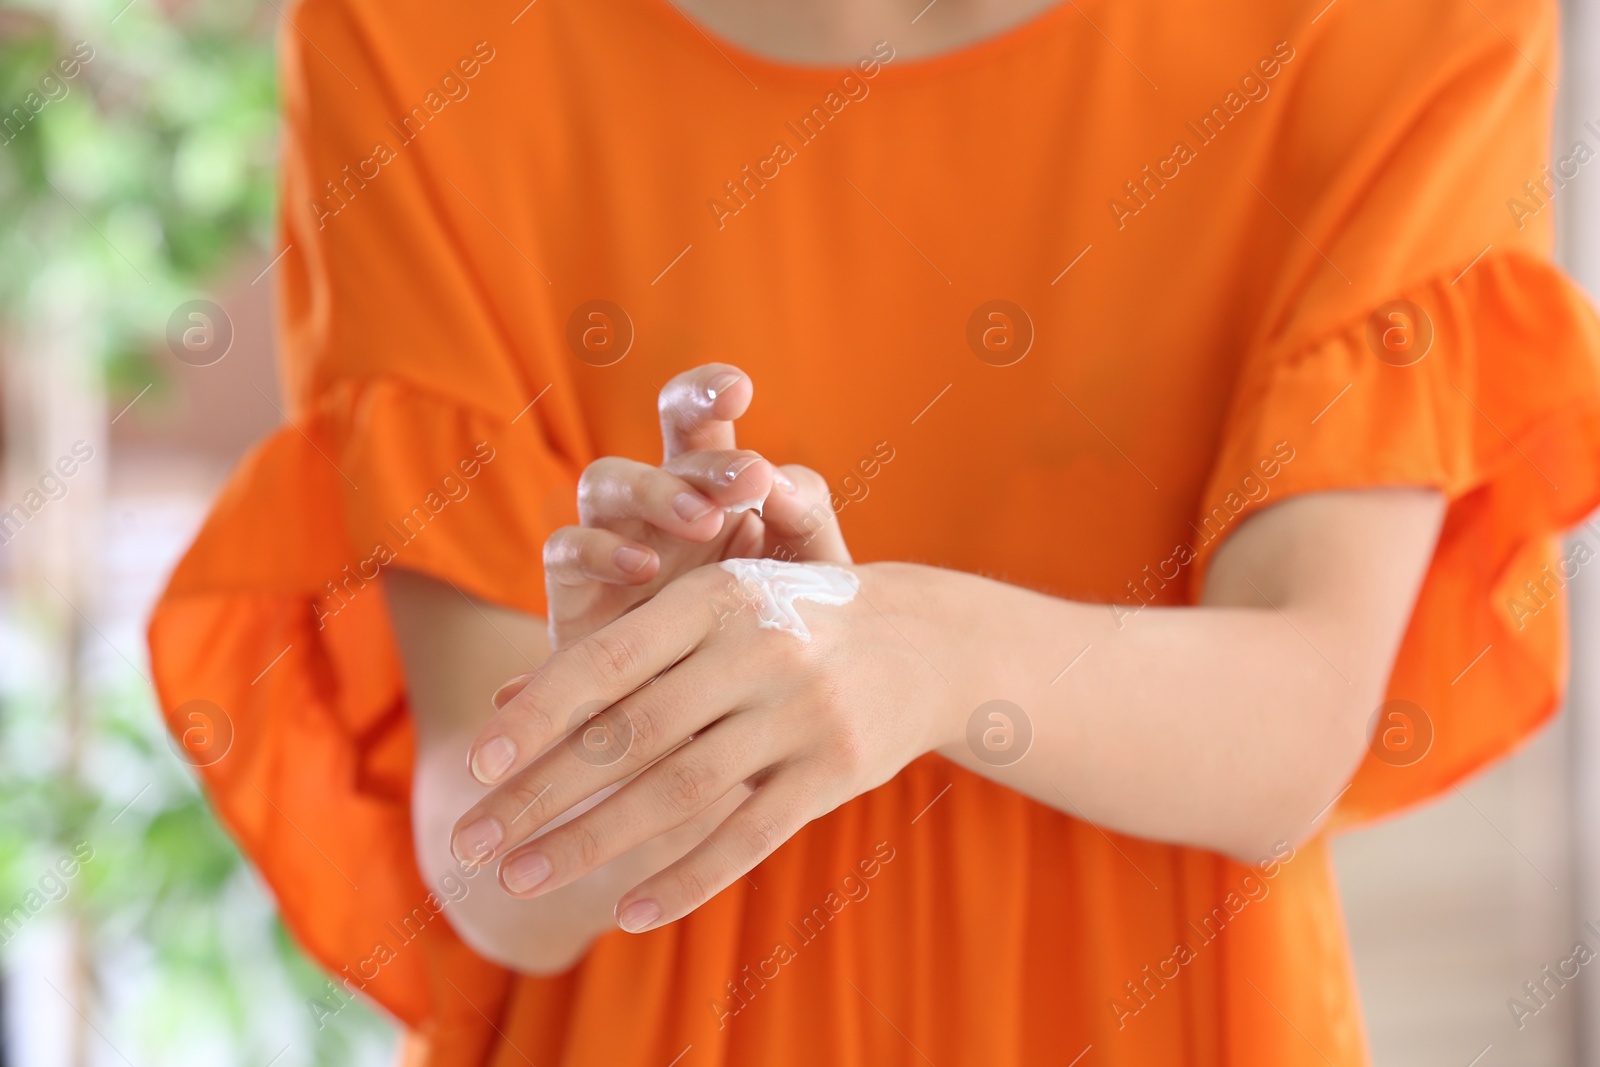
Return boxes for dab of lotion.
[723,496,767,516]
[719,558,859,641]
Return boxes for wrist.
[853,560,990,754]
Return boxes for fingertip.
[616,898,663,933]
[469,735,517,785]
[705,370,741,401]
[704,367,752,419]
[500,850,553,895]
[672,491,717,524]
[451,815,504,868]
[732,456,777,508]
[667,492,727,543]
[491,673,535,710]
[613,544,654,576]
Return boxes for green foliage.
[0,675,396,1065]
[0,0,398,1062]
[0,0,277,387]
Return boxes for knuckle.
[661,759,709,808]
[818,712,870,776]
[673,864,713,909]
[576,460,605,499]
[690,560,737,597]
[622,701,664,755]
[657,376,689,416]
[819,734,860,777]
[742,811,786,859]
[580,630,644,681]
[499,686,555,740]
[566,819,607,869]
[503,776,554,827]
[543,526,581,567]
[532,704,560,741]
[577,458,627,512]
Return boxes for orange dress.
[149,0,1600,1062]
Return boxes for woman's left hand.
[448,560,956,933]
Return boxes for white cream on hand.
[723,496,767,516]
[719,558,859,641]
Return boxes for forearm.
[390,568,740,973]
[889,563,1364,860]
[439,489,1440,932]
[877,490,1440,861]
[412,713,738,973]
[413,724,601,974]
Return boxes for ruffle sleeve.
[147,1,574,1056]
[1193,255,1600,825]
[1192,0,1600,825]
[147,381,570,1050]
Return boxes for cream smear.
[718,558,859,641]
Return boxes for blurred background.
[0,0,1597,1065]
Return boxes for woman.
[150,0,1600,1062]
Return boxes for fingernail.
[470,736,517,784]
[616,899,662,933]
[614,545,652,573]
[723,456,761,484]
[491,673,534,710]
[673,492,714,522]
[453,817,503,866]
[501,851,553,894]
[706,372,741,400]
[773,469,796,492]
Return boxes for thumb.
[761,465,851,564]
[657,363,752,462]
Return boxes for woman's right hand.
[539,363,851,652]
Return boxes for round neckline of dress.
[640,0,1079,85]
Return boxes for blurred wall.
[1559,0,1600,1056]
[108,254,280,487]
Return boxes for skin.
[661,0,1069,64]
[541,362,850,651]
[393,364,1445,971]
[393,0,1448,974]
[397,366,852,970]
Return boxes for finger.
[663,450,777,516]
[577,456,723,539]
[494,714,781,897]
[463,566,732,788]
[455,588,729,840]
[658,363,752,461]
[452,654,727,867]
[492,672,536,711]
[613,773,817,932]
[761,465,852,563]
[544,525,662,587]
